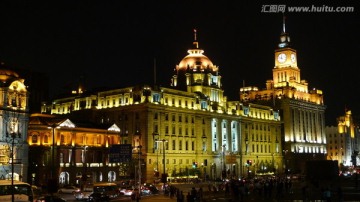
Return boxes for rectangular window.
[165,126,169,135]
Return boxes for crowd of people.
[159,175,344,202]
[160,176,296,202]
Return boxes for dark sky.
[0,1,359,126]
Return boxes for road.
[57,177,360,202]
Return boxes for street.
[56,176,360,202]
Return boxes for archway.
[108,171,116,182]
[59,172,69,185]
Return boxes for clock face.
[291,54,296,63]
[277,53,286,63]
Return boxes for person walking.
[197,187,203,202]
[324,187,331,202]
[337,186,343,202]
[177,190,184,202]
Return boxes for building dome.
[176,45,218,73]
[0,68,19,82]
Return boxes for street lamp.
[202,136,207,152]
[5,88,24,202]
[153,133,159,174]
[137,145,142,193]
[48,124,60,179]
[221,144,226,180]
[283,149,288,175]
[156,139,168,184]
[82,146,88,191]
[48,123,60,194]
[245,138,249,154]
[272,153,275,174]
[7,119,21,202]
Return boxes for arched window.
[32,134,38,144]
[44,134,49,143]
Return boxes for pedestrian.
[190,187,197,201]
[337,186,343,202]
[132,188,140,202]
[177,190,184,202]
[302,185,309,202]
[324,187,331,202]
[197,187,203,202]
[187,192,192,202]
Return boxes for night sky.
[0,1,359,126]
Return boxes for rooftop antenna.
[153,58,157,86]
[242,80,245,101]
[193,28,198,48]
[282,13,286,33]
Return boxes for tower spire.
[193,28,198,48]
[194,28,197,41]
[278,15,290,48]
[282,13,286,33]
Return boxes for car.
[74,191,93,200]
[119,186,132,196]
[36,195,67,202]
[120,187,134,196]
[141,187,151,195]
[58,185,81,194]
[142,184,159,195]
[87,192,110,202]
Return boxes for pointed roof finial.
[194,28,197,41]
[193,28,199,48]
[282,13,286,33]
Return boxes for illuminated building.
[0,68,29,182]
[27,113,121,186]
[326,110,360,167]
[40,30,282,183]
[240,18,327,174]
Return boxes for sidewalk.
[140,193,177,202]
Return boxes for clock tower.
[240,16,327,175]
[273,16,303,90]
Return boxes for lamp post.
[5,85,19,202]
[48,124,59,194]
[156,139,168,185]
[82,146,88,191]
[221,144,226,180]
[7,129,21,202]
[245,139,249,154]
[48,124,59,179]
[283,149,288,175]
[5,91,22,202]
[153,133,159,174]
[272,153,275,174]
[137,145,142,194]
